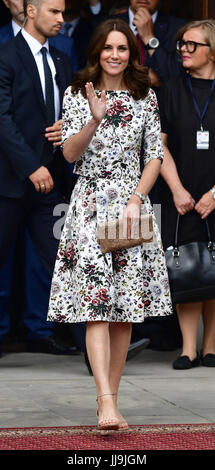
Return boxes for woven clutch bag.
[97,214,153,254]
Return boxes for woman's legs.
[109,322,132,393]
[85,321,131,427]
[109,322,132,426]
[86,321,118,427]
[176,302,202,360]
[202,299,215,355]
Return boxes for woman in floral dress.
[47,19,172,430]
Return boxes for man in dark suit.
[0,0,81,356]
[113,0,186,89]
[0,0,78,68]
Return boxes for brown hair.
[71,18,150,100]
[23,0,41,17]
[176,19,215,57]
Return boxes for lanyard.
[186,74,215,130]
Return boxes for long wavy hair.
[71,19,150,100]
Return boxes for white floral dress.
[47,88,173,323]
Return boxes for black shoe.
[27,336,80,355]
[201,353,215,367]
[126,338,150,361]
[173,354,200,370]
[84,351,93,375]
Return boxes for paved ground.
[0,348,215,428]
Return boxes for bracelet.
[210,187,215,200]
[133,191,146,202]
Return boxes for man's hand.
[45,119,62,147]
[133,7,154,44]
[29,166,54,193]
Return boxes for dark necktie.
[136,34,146,66]
[41,47,55,127]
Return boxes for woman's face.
[181,27,214,73]
[99,31,130,80]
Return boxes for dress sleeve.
[142,88,164,166]
[61,88,84,148]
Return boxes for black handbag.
[165,214,215,304]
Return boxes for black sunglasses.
[176,39,210,54]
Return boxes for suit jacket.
[0,21,78,71]
[112,10,186,82]
[0,31,74,198]
[83,4,108,28]
[66,17,93,70]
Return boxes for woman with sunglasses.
[158,19,215,369]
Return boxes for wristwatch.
[133,191,146,202]
[210,187,215,199]
[145,37,160,50]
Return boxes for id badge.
[196,130,209,150]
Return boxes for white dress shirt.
[21,28,60,123]
[128,8,158,36]
[11,20,21,37]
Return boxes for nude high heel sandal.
[112,392,129,430]
[96,393,119,430]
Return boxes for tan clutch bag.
[97,214,153,254]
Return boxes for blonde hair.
[176,19,215,57]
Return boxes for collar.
[128,7,158,35]
[12,20,22,37]
[61,18,80,34]
[21,28,49,56]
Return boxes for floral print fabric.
[47,88,173,323]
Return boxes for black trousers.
[0,169,87,347]
[0,182,65,278]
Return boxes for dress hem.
[47,311,173,324]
